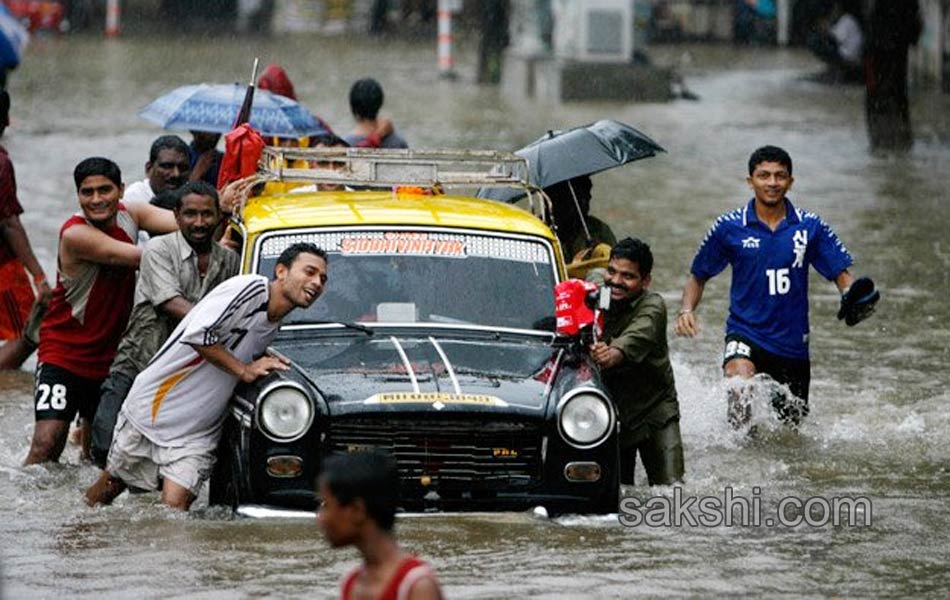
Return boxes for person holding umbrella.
[545,174,617,275]
[256,64,338,148]
[476,120,664,277]
[188,130,223,188]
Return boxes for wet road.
[2,34,949,598]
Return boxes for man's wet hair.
[148,135,190,163]
[610,237,654,276]
[311,133,350,148]
[349,78,384,120]
[276,242,327,272]
[319,451,399,532]
[748,145,792,176]
[74,157,122,189]
[170,180,220,212]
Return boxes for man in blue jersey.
[674,146,878,427]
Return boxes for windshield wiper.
[306,320,375,335]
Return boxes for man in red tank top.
[317,453,443,600]
[0,89,51,370]
[24,157,177,465]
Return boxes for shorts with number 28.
[33,363,104,422]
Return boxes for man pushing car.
[85,242,327,511]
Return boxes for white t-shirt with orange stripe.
[121,274,279,450]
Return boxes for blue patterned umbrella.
[138,83,329,138]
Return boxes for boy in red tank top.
[317,453,443,600]
[24,157,177,465]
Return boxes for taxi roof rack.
[258,146,532,190]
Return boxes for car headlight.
[257,384,314,442]
[558,391,613,448]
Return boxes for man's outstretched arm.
[674,274,706,337]
[190,343,289,383]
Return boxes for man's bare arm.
[158,297,194,321]
[190,343,290,383]
[129,202,178,236]
[61,223,142,268]
[0,214,51,302]
[674,274,706,337]
[407,575,443,600]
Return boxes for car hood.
[272,331,560,418]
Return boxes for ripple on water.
[2,36,950,597]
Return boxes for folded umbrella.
[138,83,329,138]
[477,119,665,203]
[217,123,265,190]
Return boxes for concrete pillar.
[437,0,458,79]
[911,0,948,89]
[776,0,791,45]
[105,0,121,36]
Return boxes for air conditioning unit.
[553,0,633,63]
[580,0,634,61]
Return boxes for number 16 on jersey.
[766,268,791,295]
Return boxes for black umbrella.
[477,119,665,203]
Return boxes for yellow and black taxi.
[210,148,620,515]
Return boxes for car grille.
[328,418,543,486]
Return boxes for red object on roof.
[217,123,265,190]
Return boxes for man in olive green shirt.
[590,237,684,486]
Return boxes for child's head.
[316,452,400,547]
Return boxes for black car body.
[211,184,620,515]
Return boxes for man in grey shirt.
[90,181,239,467]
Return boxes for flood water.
[2,33,949,598]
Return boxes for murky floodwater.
[2,33,949,598]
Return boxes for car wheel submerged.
[208,423,246,510]
[208,451,236,509]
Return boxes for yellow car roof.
[241,189,557,240]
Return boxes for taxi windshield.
[256,230,557,331]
